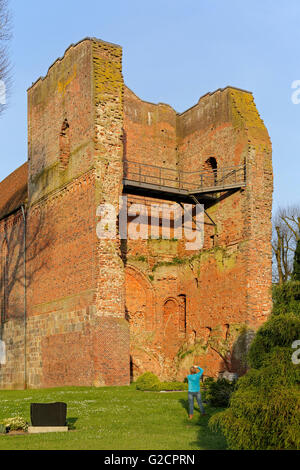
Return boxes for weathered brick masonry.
[0,38,273,388]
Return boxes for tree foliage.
[209,285,300,450]
[293,240,300,281]
[247,312,300,368]
[272,281,300,316]
[135,372,188,391]
[204,377,236,408]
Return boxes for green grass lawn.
[0,385,227,450]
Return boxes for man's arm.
[194,366,204,376]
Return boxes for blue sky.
[1,0,300,212]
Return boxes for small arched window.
[59,118,70,169]
[203,326,212,343]
[203,157,217,186]
[163,298,179,333]
[1,239,8,323]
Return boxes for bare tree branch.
[0,0,12,116]
[272,205,300,284]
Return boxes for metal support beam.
[189,194,217,227]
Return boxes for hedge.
[135,372,188,391]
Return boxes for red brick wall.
[26,175,95,312]
[0,39,272,389]
[123,87,273,380]
[42,327,93,387]
[124,86,178,169]
[28,40,94,203]
[92,317,130,387]
[24,38,130,388]
[0,211,26,389]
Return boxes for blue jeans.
[188,391,205,415]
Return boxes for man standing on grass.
[187,365,205,419]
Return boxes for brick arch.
[203,156,217,185]
[125,265,157,379]
[203,156,217,170]
[125,265,155,331]
[162,297,181,359]
[163,297,179,334]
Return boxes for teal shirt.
[187,367,204,392]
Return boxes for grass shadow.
[190,406,227,450]
[66,417,78,430]
[178,396,208,417]
[179,397,227,450]
[179,398,189,416]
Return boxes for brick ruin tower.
[0,38,273,389]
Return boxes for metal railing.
[123,160,246,194]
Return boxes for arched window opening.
[59,118,70,169]
[203,157,217,186]
[204,326,212,344]
[163,298,178,328]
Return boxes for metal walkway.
[123,160,246,204]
